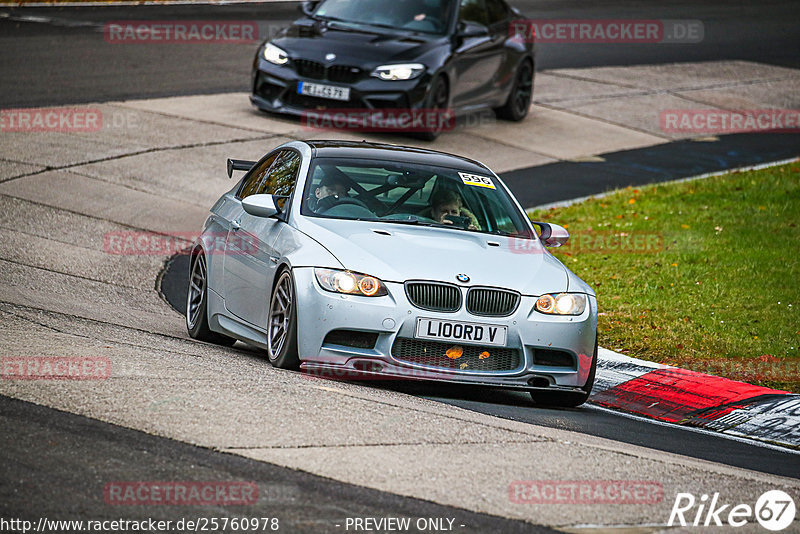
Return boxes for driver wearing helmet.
[308,173,350,213]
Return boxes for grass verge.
[529,162,800,392]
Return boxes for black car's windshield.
[301,157,533,237]
[314,0,453,34]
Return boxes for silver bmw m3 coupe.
[187,140,597,406]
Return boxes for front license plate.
[298,81,350,101]
[415,318,507,347]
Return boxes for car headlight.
[314,268,388,297]
[535,293,587,315]
[263,43,289,65]
[371,63,426,81]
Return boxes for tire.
[186,251,236,346]
[266,268,300,369]
[417,75,450,141]
[530,335,597,408]
[495,59,534,122]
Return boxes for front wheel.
[417,75,449,141]
[495,59,534,122]
[530,336,597,408]
[186,251,236,346]
[266,268,300,369]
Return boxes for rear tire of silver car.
[530,335,597,408]
[417,75,449,142]
[186,250,236,346]
[266,268,300,370]
[495,59,533,122]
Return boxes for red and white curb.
[590,348,800,450]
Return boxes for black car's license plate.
[298,82,350,101]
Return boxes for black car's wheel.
[530,335,597,408]
[186,251,236,346]
[417,75,450,141]
[266,268,300,369]
[495,59,534,121]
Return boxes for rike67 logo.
[669,490,796,531]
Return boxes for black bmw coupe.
[250,0,534,139]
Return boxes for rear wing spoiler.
[227,159,257,179]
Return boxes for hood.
[273,20,442,66]
[296,218,570,296]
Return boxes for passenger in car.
[420,189,480,230]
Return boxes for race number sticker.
[459,172,496,189]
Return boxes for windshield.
[300,157,533,237]
[314,0,452,34]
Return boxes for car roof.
[304,140,492,174]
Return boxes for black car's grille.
[328,65,362,84]
[405,282,461,312]
[466,287,520,317]
[293,59,362,84]
[294,59,326,79]
[392,337,521,372]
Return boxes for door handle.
[231,219,241,231]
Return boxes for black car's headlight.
[534,293,587,315]
[263,43,289,65]
[314,268,388,297]
[371,63,426,81]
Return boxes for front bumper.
[293,267,597,392]
[250,58,431,116]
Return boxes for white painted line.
[586,404,800,455]
[527,156,800,212]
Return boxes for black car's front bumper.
[250,58,432,116]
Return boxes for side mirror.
[242,194,280,218]
[532,221,569,247]
[300,0,319,16]
[458,21,490,37]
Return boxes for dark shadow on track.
[0,395,554,533]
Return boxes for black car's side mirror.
[458,21,490,37]
[300,0,319,16]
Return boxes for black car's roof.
[305,140,492,174]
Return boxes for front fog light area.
[314,268,388,297]
[535,293,587,315]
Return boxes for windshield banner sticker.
[459,172,496,189]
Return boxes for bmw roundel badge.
[456,273,470,283]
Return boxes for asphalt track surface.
[0,395,553,533]
[1,0,799,107]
